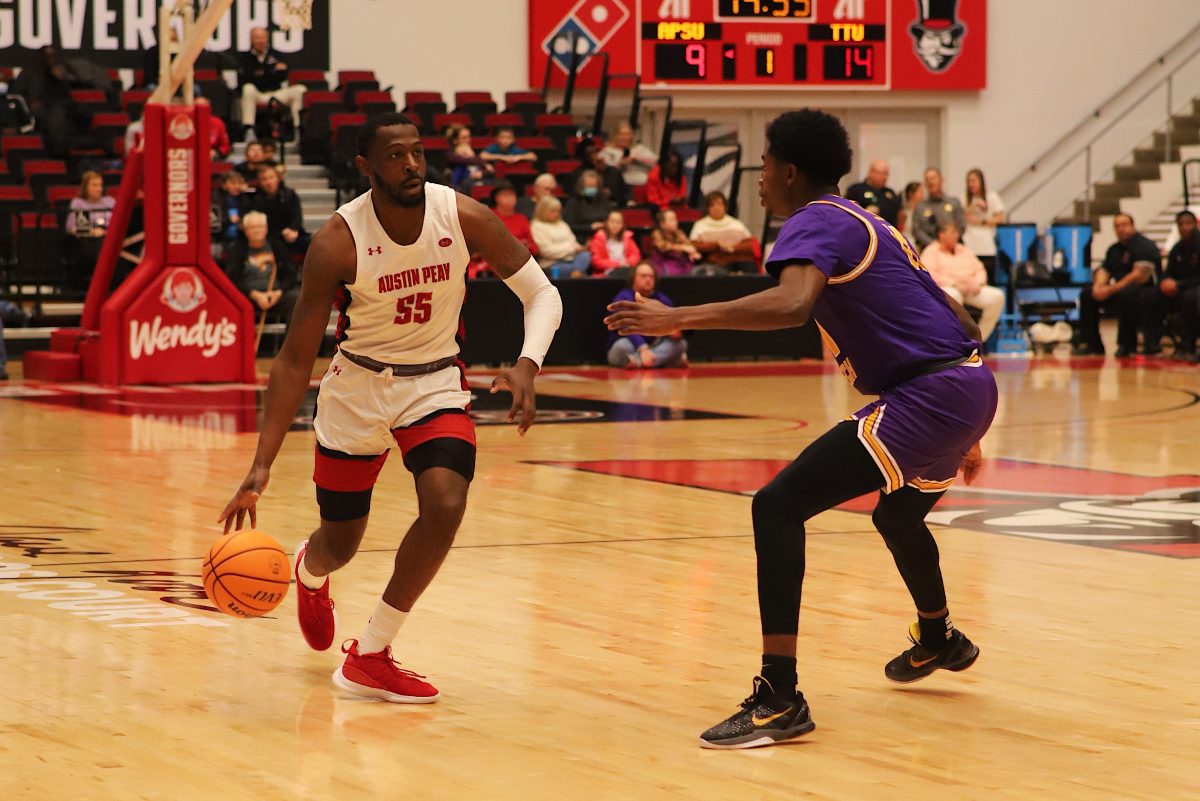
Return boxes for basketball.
[201,530,290,618]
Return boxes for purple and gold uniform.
[767,195,997,493]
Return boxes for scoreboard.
[529,0,987,91]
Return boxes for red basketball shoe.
[294,540,336,651]
[332,640,440,703]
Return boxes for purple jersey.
[767,195,978,395]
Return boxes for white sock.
[296,547,326,590]
[357,600,408,654]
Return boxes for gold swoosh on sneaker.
[751,709,789,727]
[909,653,940,668]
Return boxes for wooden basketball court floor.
[2,355,1199,800]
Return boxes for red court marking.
[1117,543,1200,558]
[540,458,1200,499]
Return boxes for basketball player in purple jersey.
[606,110,997,749]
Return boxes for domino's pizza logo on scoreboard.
[542,0,630,73]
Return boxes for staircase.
[228,141,339,233]
[1067,99,1200,225]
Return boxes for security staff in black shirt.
[844,160,901,227]
[1141,210,1200,360]
[1074,213,1160,357]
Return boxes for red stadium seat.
[337,70,376,85]
[405,91,443,106]
[433,113,471,133]
[621,208,656,229]
[484,112,524,133]
[289,70,329,90]
[505,91,543,107]
[47,185,79,208]
[469,184,495,203]
[194,68,220,81]
[454,91,494,107]
[546,159,581,175]
[21,160,67,180]
[304,90,343,109]
[69,89,108,105]
[469,136,495,151]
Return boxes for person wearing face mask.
[563,170,615,243]
[570,139,628,206]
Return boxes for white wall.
[328,1,1200,220]
[329,0,526,101]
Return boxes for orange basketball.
[201,530,290,618]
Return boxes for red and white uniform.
[313,184,475,477]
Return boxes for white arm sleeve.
[501,257,563,370]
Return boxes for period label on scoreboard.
[529,0,986,91]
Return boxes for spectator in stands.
[646,148,688,209]
[1073,213,1159,357]
[1163,205,1200,253]
[589,210,641,277]
[446,125,490,189]
[845,160,900,226]
[606,263,687,369]
[225,211,297,321]
[649,208,701,277]
[899,181,925,244]
[125,107,145,155]
[689,191,758,274]
[1141,210,1200,361]
[480,127,536,165]
[913,167,965,250]
[249,163,309,255]
[235,142,269,186]
[64,171,116,284]
[212,170,249,262]
[491,181,537,256]
[572,139,627,206]
[237,26,305,140]
[563,170,615,243]
[531,196,591,278]
[601,122,659,187]
[517,173,557,219]
[11,46,95,157]
[0,300,30,381]
[962,168,1005,265]
[920,220,1005,342]
[197,98,231,160]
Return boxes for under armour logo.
[330,365,343,375]
[367,246,382,256]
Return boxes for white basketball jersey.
[333,184,470,364]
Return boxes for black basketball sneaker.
[699,676,815,749]
[884,621,980,683]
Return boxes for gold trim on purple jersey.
[808,199,879,285]
[857,405,903,493]
[908,476,957,493]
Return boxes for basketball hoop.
[275,0,313,31]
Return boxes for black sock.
[918,613,953,650]
[760,654,797,701]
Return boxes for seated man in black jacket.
[237,26,305,139]
[249,163,309,255]
[1074,213,1160,358]
[224,211,297,322]
[1141,210,1200,360]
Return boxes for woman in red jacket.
[589,210,641,276]
[645,148,688,209]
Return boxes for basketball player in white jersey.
[218,113,562,702]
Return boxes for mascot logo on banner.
[161,267,206,313]
[909,0,967,73]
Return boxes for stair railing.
[1002,22,1200,226]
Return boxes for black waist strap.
[339,350,458,377]
[899,352,975,384]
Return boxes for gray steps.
[227,141,338,233]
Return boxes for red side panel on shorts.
[313,446,389,492]
[392,411,476,457]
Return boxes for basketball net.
[274,0,313,31]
